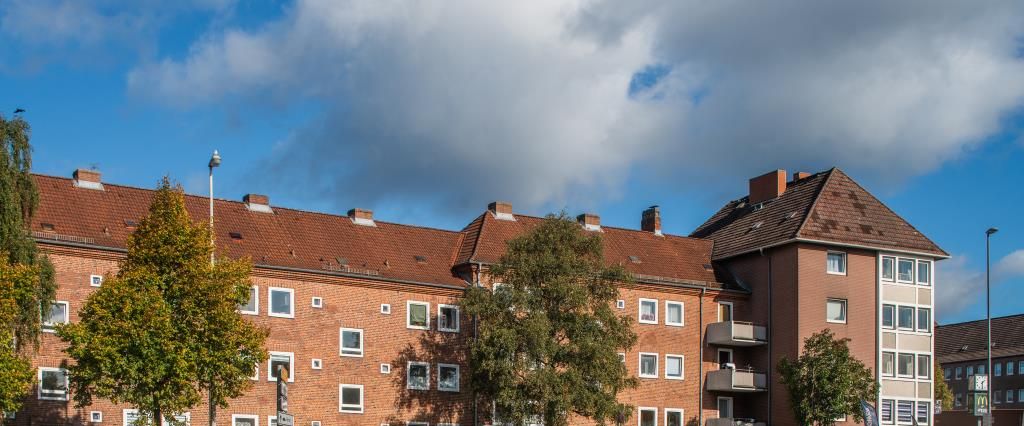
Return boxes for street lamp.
[209,150,221,265]
[985,227,998,426]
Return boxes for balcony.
[706,368,767,392]
[706,321,767,346]
[706,418,766,426]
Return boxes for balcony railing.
[706,418,766,426]
[706,367,767,392]
[706,321,767,346]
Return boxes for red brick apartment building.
[14,167,946,426]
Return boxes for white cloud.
[123,0,1024,213]
[937,250,1024,321]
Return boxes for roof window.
[40,223,55,232]
[751,221,764,230]
[229,232,243,241]
[414,255,427,264]
[628,255,641,264]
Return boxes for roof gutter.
[716,237,950,261]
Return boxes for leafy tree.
[461,213,638,426]
[934,362,953,410]
[778,329,879,426]
[0,113,57,413]
[59,178,267,425]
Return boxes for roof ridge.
[793,167,836,239]
[937,313,1024,327]
[508,212,710,243]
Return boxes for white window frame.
[897,306,915,330]
[881,256,895,282]
[438,304,460,333]
[826,298,847,324]
[717,396,734,418]
[380,363,392,374]
[955,366,962,379]
[664,354,684,380]
[312,358,323,370]
[897,258,915,283]
[42,300,69,332]
[616,299,625,309]
[881,399,894,424]
[267,287,295,319]
[916,260,931,286]
[381,303,391,314]
[267,351,295,382]
[37,367,68,401]
[124,409,189,426]
[251,363,259,381]
[638,352,659,378]
[90,274,104,287]
[232,414,258,426]
[882,352,895,377]
[665,409,684,426]
[340,328,364,357]
[268,416,275,426]
[916,401,930,425]
[897,353,915,379]
[665,301,684,327]
[882,304,895,329]
[618,352,626,363]
[339,384,364,413]
[718,301,733,322]
[438,363,460,392]
[239,285,259,316]
[917,354,931,379]
[896,400,914,425]
[916,308,931,333]
[638,407,658,426]
[407,361,430,390]
[826,251,847,275]
[638,298,658,324]
[1009,361,1016,376]
[407,301,430,330]
[90,411,103,423]
[311,297,323,308]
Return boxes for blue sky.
[2,0,1022,324]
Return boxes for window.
[616,299,625,309]
[979,364,986,374]
[125,410,188,426]
[665,409,683,426]
[826,299,847,323]
[381,363,392,374]
[268,352,295,382]
[996,363,1003,376]
[407,362,430,390]
[944,368,951,380]
[718,302,733,322]
[955,366,962,379]
[665,354,684,380]
[995,390,1002,404]
[638,407,657,426]
[239,286,258,315]
[42,301,69,332]
[618,352,627,363]
[339,384,364,413]
[1008,390,1015,403]
[880,400,893,424]
[917,261,931,285]
[897,306,914,330]
[827,251,847,275]
[268,416,277,426]
[438,304,460,332]
[91,411,103,423]
[639,299,658,324]
[882,304,895,329]
[232,415,258,426]
[896,401,913,424]
[1019,389,1024,403]
[311,422,321,426]
[916,402,929,424]
[268,287,294,318]
[882,256,895,281]
[897,259,914,282]
[917,355,930,379]
[665,301,684,326]
[917,308,930,332]
[381,304,391,314]
[967,365,974,376]
[717,397,733,418]
[340,328,364,357]
[1020,361,1024,375]
[718,348,733,366]
[312,359,322,370]
[90,274,104,287]
[311,297,323,308]
[955,394,963,407]
[438,364,460,392]
[1009,361,1016,375]
[251,364,259,381]
[38,368,68,400]
[897,354,914,378]
[639,353,658,378]
[407,301,430,330]
[882,352,895,377]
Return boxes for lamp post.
[985,227,998,426]
[209,150,221,265]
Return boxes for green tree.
[778,329,879,426]
[934,362,953,410]
[0,113,57,414]
[461,213,638,426]
[59,178,267,425]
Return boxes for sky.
[1,0,1022,324]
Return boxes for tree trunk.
[208,389,217,426]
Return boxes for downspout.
[473,261,483,426]
[699,287,706,426]
[766,248,774,425]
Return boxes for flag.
[861,400,879,426]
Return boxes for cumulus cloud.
[124,0,1024,213]
[938,250,1024,320]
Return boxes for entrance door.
[718,348,733,368]
[719,302,733,322]
[718,397,734,418]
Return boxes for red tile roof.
[936,314,1024,363]
[692,168,947,259]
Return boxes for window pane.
[917,355,930,378]
[882,353,894,376]
[897,401,913,423]
[917,402,929,424]
[898,259,914,281]
[409,304,428,327]
[41,370,66,394]
[666,356,682,377]
[898,306,914,329]
[996,363,1002,376]
[1009,361,1015,375]
[271,355,290,379]
[240,287,257,312]
[342,330,362,354]
[882,305,895,328]
[640,301,656,322]
[641,355,657,375]
[640,409,656,426]
[881,400,893,423]
[341,387,360,405]
[44,303,67,329]
[917,308,930,332]
[667,411,682,426]
[882,257,895,281]
[409,364,428,389]
[898,354,914,376]
[827,252,846,273]
[719,304,732,322]
[234,418,256,426]
[270,290,292,315]
[917,261,931,284]
[439,366,459,390]
[827,300,846,322]
[439,307,458,330]
[667,303,682,324]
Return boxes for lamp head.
[209,150,221,168]
[986,227,999,236]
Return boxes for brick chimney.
[348,208,376,227]
[488,201,515,221]
[577,213,601,232]
[749,169,787,204]
[641,206,662,236]
[73,168,103,190]
[243,194,273,213]
[793,172,811,181]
